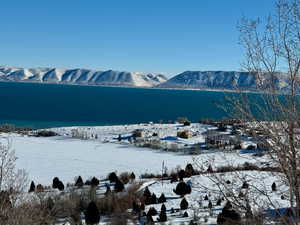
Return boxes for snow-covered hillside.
[0,66,167,87]
[158,71,292,92]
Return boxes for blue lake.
[0,82,230,129]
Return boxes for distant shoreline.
[0,80,260,94]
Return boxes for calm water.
[0,82,229,129]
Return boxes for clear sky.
[0,0,275,76]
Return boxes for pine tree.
[161,203,166,212]
[114,178,124,192]
[147,207,158,216]
[217,201,241,225]
[158,208,167,222]
[29,181,35,192]
[185,163,195,175]
[108,172,118,183]
[183,211,189,217]
[180,197,188,210]
[52,177,60,189]
[178,169,186,181]
[75,176,84,187]
[170,173,178,183]
[242,181,249,189]
[216,198,222,206]
[173,182,192,197]
[91,177,99,187]
[158,193,166,203]
[272,182,277,191]
[150,193,157,204]
[143,186,151,198]
[57,181,64,191]
[85,201,100,225]
[130,172,136,181]
[204,195,209,201]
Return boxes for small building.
[204,130,239,150]
[132,129,144,138]
[177,130,192,139]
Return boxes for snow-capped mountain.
[157,71,292,92]
[0,66,167,87]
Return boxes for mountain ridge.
[0,66,294,91]
[0,66,167,87]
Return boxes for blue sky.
[0,0,275,76]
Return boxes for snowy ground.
[144,171,287,224]
[0,123,283,224]
[3,134,193,185]
[0,123,270,184]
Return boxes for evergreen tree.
[158,193,166,203]
[183,211,189,217]
[173,182,192,197]
[158,208,167,222]
[91,177,99,187]
[118,134,122,142]
[185,163,195,175]
[147,207,158,216]
[170,173,178,183]
[217,201,241,225]
[242,181,249,189]
[204,195,209,201]
[178,169,186,180]
[130,172,136,181]
[28,181,35,192]
[180,197,188,210]
[75,176,84,187]
[114,178,124,192]
[216,198,222,206]
[150,193,157,204]
[85,201,100,225]
[108,172,118,183]
[272,182,277,191]
[161,203,166,212]
[52,177,60,189]
[147,214,154,224]
[57,180,65,191]
[143,187,151,198]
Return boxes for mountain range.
[0,66,292,91]
[0,66,167,87]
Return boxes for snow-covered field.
[0,123,269,186]
[5,134,192,185]
[0,122,284,224]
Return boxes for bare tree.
[193,1,300,224]
[0,138,28,206]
